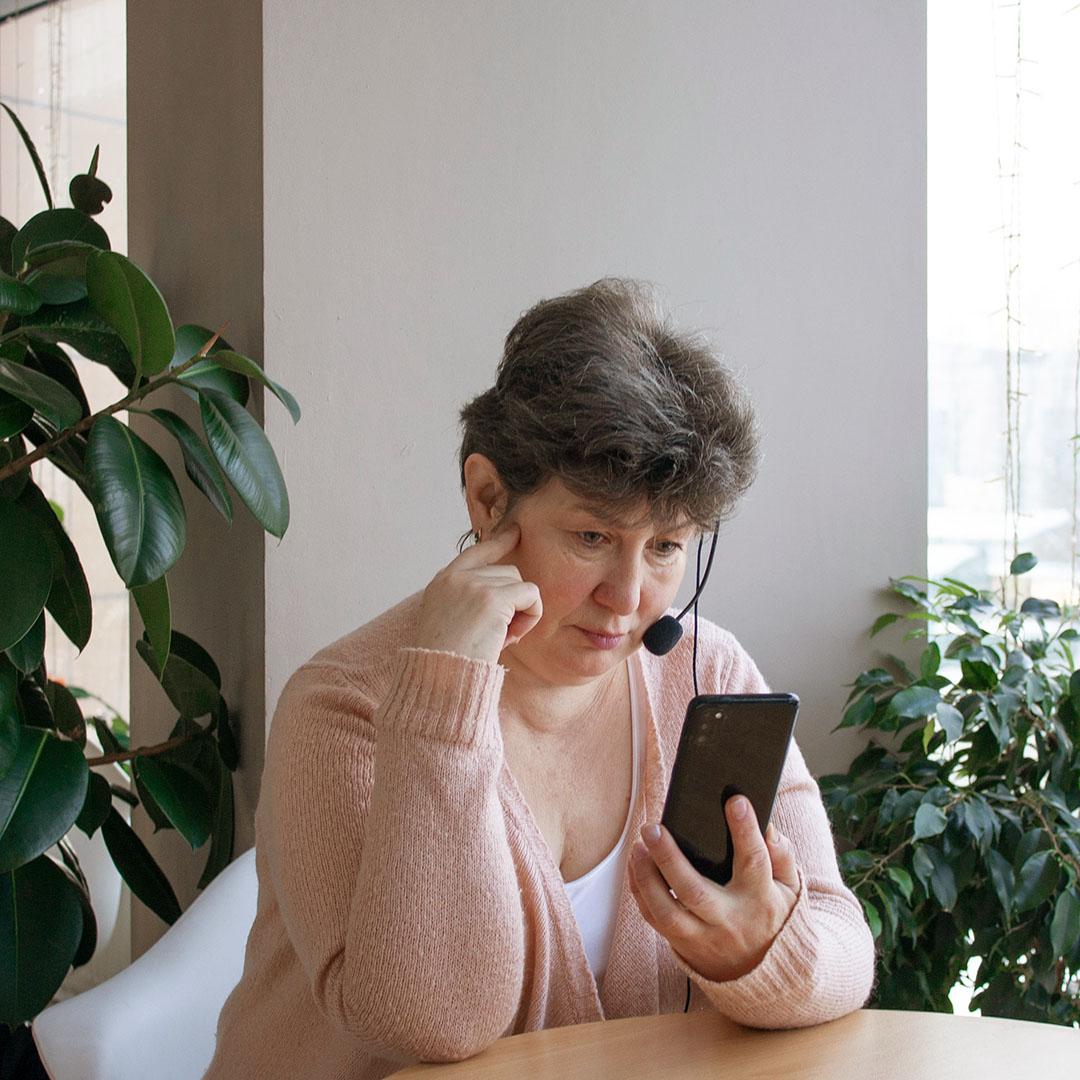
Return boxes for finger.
[638,824,714,917]
[456,521,521,567]
[628,843,699,938]
[726,796,774,892]
[765,824,800,892]
[502,582,543,646]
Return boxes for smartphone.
[660,693,799,885]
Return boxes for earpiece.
[641,528,719,656]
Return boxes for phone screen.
[661,693,798,885]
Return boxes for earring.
[473,530,481,545]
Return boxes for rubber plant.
[0,107,299,1028]
[820,553,1080,1027]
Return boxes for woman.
[206,280,874,1079]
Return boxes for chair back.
[32,846,258,1080]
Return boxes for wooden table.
[389,1008,1079,1078]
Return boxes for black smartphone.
[660,693,799,885]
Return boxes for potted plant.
[820,554,1080,1026]
[0,106,299,1035]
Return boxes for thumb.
[726,796,774,891]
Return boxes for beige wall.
[262,1,927,775]
[126,0,926,941]
[126,0,263,953]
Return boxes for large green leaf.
[197,753,234,888]
[24,342,91,421]
[209,351,301,423]
[0,346,83,432]
[0,217,16,276]
[148,408,233,523]
[0,434,29,501]
[18,298,136,388]
[5,611,44,674]
[0,726,89,873]
[0,391,33,441]
[46,680,86,746]
[133,756,212,850]
[86,415,187,588]
[86,251,174,382]
[913,803,947,840]
[132,576,171,673]
[0,103,52,210]
[75,771,112,839]
[0,658,17,776]
[0,854,84,1026]
[1013,850,1060,912]
[1050,889,1080,960]
[135,634,221,719]
[100,808,181,925]
[171,324,248,405]
[18,481,92,652]
[11,208,109,274]
[0,271,41,315]
[200,389,289,537]
[0,496,52,651]
[889,685,942,720]
[23,240,103,304]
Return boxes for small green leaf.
[860,897,882,939]
[132,576,171,673]
[919,642,941,680]
[1050,889,1080,960]
[985,848,1015,916]
[85,250,175,381]
[1013,850,1060,913]
[135,635,221,719]
[889,685,942,720]
[100,808,181,925]
[959,659,997,691]
[936,702,963,744]
[0,348,84,431]
[69,145,113,216]
[200,389,289,538]
[86,415,187,588]
[0,496,53,652]
[1020,597,1060,619]
[0,391,33,440]
[836,692,875,731]
[76,771,112,838]
[1009,552,1037,575]
[46,680,86,745]
[886,865,914,903]
[0,726,89,873]
[197,754,234,889]
[913,803,947,840]
[215,699,238,772]
[0,855,85,1026]
[928,854,957,911]
[870,612,900,637]
[206,351,301,424]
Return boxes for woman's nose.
[594,554,642,615]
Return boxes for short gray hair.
[459,278,759,531]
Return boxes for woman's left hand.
[628,796,799,983]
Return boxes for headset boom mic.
[642,614,683,656]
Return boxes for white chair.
[32,846,258,1080]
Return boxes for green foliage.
[822,556,1080,1027]
[0,118,300,1026]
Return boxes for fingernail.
[641,824,661,845]
[730,797,749,820]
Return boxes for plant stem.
[0,352,203,485]
[86,729,202,768]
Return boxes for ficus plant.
[0,108,299,1027]
[820,553,1080,1027]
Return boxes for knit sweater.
[205,594,874,1079]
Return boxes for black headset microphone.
[641,527,720,657]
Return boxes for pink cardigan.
[206,595,873,1079]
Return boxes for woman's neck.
[499,659,629,741]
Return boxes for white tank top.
[563,652,646,988]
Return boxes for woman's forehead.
[537,480,696,534]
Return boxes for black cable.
[692,535,703,698]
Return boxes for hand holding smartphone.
[660,693,798,886]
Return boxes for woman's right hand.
[413,524,543,663]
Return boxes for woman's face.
[493,479,695,688]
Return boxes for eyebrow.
[567,500,693,534]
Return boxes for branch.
[86,730,202,767]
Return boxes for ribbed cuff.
[374,647,505,749]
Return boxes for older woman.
[206,280,874,1079]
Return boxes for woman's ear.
[463,454,507,534]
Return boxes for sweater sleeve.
[259,646,525,1062]
[674,632,875,1027]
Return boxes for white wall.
[263,1,926,774]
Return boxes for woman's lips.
[578,627,626,650]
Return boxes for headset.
[641,526,718,696]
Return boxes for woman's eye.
[653,540,684,556]
[578,531,605,546]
